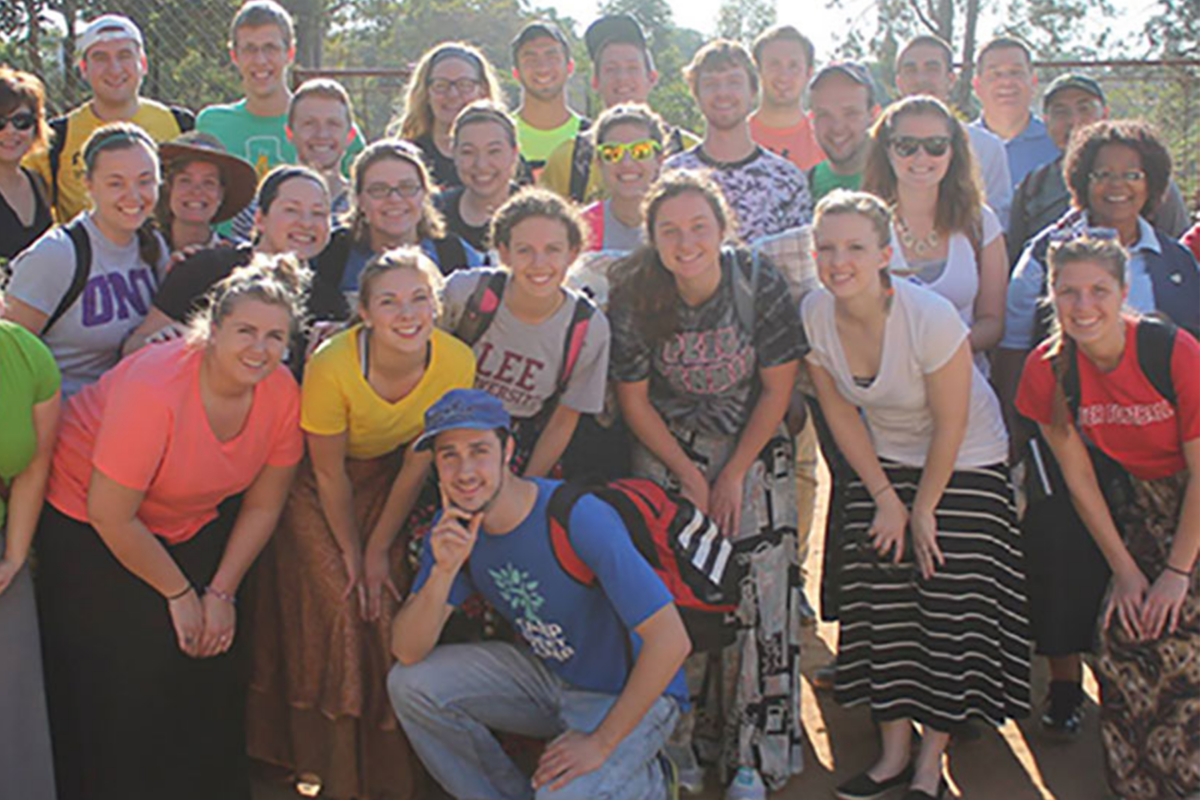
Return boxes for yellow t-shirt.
[301,325,476,460]
[24,99,189,223]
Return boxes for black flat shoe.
[1041,680,1084,741]
[835,763,915,800]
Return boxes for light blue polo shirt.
[973,114,1061,191]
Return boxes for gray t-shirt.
[601,201,644,252]
[6,213,166,396]
[440,268,610,419]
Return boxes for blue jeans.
[387,641,679,800]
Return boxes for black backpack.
[41,217,92,335]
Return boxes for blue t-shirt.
[413,478,688,702]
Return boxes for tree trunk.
[61,0,80,107]
[24,0,44,81]
[955,0,982,112]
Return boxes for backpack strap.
[730,247,760,336]
[47,116,69,210]
[431,235,467,274]
[546,481,598,586]
[556,293,597,395]
[169,105,196,133]
[43,218,92,335]
[454,269,508,345]
[1135,315,1179,407]
[568,133,594,203]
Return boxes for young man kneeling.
[388,389,691,800]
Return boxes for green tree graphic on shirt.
[490,564,545,623]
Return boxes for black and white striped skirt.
[833,461,1031,731]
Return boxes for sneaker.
[835,764,914,800]
[725,766,767,800]
[665,744,704,795]
[799,591,818,626]
[1041,680,1084,740]
[659,752,680,800]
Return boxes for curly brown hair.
[490,186,586,253]
[1063,119,1172,219]
[862,95,983,238]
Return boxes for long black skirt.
[35,503,250,800]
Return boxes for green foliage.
[716,0,777,45]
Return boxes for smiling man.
[388,388,690,800]
[748,25,824,172]
[665,39,813,243]
[539,14,697,204]
[24,14,195,223]
[198,1,362,239]
[970,36,1059,190]
[806,62,879,200]
[511,21,587,176]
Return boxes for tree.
[715,0,776,45]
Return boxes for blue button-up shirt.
[1003,213,1165,351]
[972,114,1061,191]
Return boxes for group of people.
[0,3,1196,800]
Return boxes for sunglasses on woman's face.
[889,135,952,158]
[0,111,36,132]
[597,139,662,164]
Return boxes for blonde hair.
[357,246,445,316]
[395,42,502,142]
[188,251,310,343]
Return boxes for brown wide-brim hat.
[159,132,257,225]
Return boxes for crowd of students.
[0,3,1197,800]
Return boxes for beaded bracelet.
[206,585,237,605]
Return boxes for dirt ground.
[254,458,1112,800]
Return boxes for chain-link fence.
[2,5,1197,216]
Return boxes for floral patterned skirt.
[1098,470,1199,800]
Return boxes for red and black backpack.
[545,478,741,652]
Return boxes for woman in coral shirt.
[34,253,307,800]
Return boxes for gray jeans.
[387,641,679,800]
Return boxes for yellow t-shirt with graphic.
[24,99,189,223]
[301,325,477,460]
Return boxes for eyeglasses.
[0,111,36,132]
[428,78,482,97]
[597,139,662,164]
[888,135,951,158]
[1089,169,1146,184]
[363,182,423,200]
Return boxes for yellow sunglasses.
[597,139,663,164]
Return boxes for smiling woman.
[247,247,476,800]
[3,123,168,396]
[33,253,308,800]
[0,66,52,263]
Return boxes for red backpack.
[546,478,741,652]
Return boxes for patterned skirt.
[632,424,804,791]
[246,452,435,800]
[1098,470,1199,800]
[833,462,1031,731]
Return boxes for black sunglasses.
[0,111,36,132]
[889,135,952,158]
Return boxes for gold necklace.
[894,214,940,256]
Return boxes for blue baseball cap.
[413,389,512,452]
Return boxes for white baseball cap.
[78,15,145,59]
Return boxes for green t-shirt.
[810,161,862,202]
[516,112,583,166]
[0,321,61,527]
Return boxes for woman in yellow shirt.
[246,248,475,800]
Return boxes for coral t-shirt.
[1016,317,1200,480]
[47,339,303,543]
